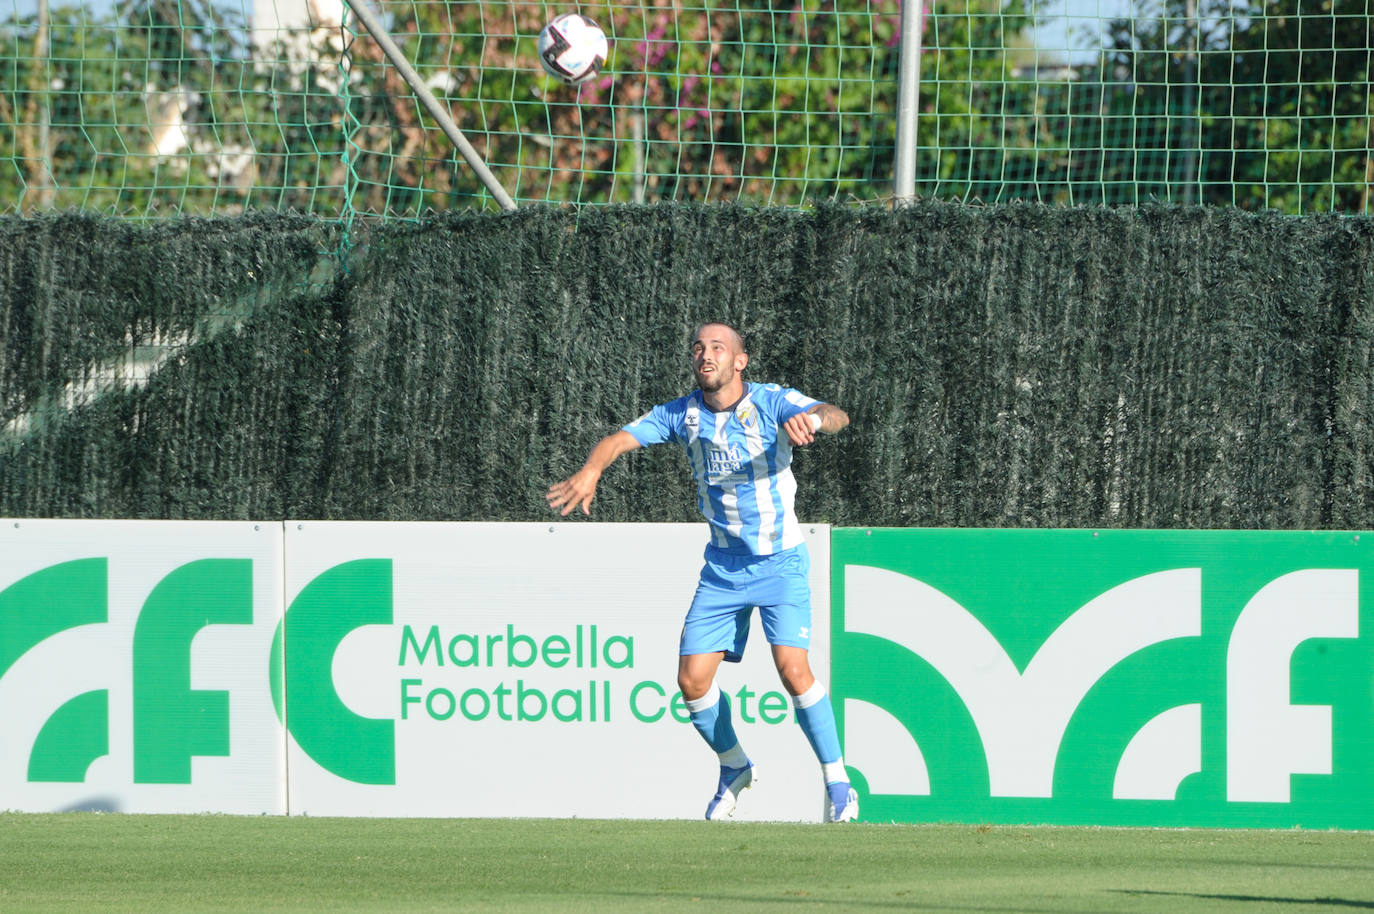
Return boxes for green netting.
[0,0,1369,216]
[3,203,1373,526]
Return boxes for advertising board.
[280,522,832,821]
[833,528,1372,828]
[0,520,285,814]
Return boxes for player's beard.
[695,363,732,393]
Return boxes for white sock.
[822,759,848,785]
[718,742,749,768]
[792,680,827,710]
[684,682,721,715]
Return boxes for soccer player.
[546,322,857,823]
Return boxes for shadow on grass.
[1115,891,1374,908]
[603,891,1088,911]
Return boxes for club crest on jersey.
[735,404,757,430]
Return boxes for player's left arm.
[782,402,850,447]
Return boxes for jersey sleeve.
[768,385,821,424]
[622,402,676,446]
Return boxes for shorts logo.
[799,626,809,639]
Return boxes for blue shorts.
[680,544,813,662]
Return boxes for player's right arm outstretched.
[546,429,642,516]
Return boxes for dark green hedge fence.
[2,202,1371,528]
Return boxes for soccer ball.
[537,13,609,87]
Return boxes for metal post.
[1180,0,1198,204]
[343,0,517,211]
[35,0,53,209]
[631,111,646,204]
[892,0,925,205]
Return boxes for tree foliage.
[0,0,1043,212]
[1073,0,1372,210]
[0,0,1367,214]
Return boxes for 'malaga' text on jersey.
[623,382,818,556]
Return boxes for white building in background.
[252,0,347,59]
[148,0,348,174]
[146,87,194,158]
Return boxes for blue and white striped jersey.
[622,381,820,556]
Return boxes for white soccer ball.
[537,13,609,87]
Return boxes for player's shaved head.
[692,322,746,355]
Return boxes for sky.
[6,0,1132,66]
[1031,0,1134,63]
[2,0,1137,73]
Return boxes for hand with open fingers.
[546,468,600,516]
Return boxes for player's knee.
[776,661,814,696]
[677,670,712,700]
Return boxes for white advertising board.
[0,519,285,814]
[283,522,832,821]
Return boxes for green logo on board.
[3,558,253,784]
[270,559,396,785]
[832,529,1372,829]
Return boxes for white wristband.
[809,413,823,432]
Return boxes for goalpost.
[341,0,516,210]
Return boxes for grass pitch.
[1,814,1371,912]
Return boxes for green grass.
[1,814,1371,912]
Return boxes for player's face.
[691,325,746,393]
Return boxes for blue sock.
[685,685,740,755]
[794,684,843,768]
